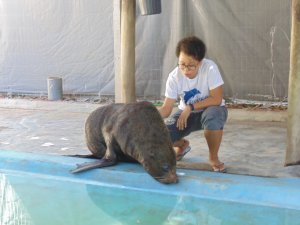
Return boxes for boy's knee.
[201,106,227,130]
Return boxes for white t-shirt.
[165,58,225,111]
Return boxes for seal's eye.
[162,164,170,172]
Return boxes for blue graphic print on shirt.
[183,88,201,104]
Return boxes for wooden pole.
[286,0,300,166]
[120,0,136,103]
[113,0,121,103]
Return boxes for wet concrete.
[0,98,299,178]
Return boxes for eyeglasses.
[177,63,197,71]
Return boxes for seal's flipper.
[65,154,95,158]
[70,138,118,174]
[70,159,116,173]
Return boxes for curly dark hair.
[176,36,206,61]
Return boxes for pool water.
[1,172,299,225]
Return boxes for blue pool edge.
[0,150,299,211]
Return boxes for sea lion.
[71,101,178,184]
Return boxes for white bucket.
[47,77,63,101]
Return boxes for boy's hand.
[176,106,192,130]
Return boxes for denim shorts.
[164,106,228,143]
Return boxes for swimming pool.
[1,151,299,225]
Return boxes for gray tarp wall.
[0,0,291,101]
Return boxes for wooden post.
[113,0,122,103]
[286,0,300,166]
[120,0,136,103]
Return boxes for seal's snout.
[169,172,179,183]
[160,173,178,184]
[156,169,178,184]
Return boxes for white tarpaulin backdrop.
[0,0,291,101]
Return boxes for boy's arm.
[158,97,176,118]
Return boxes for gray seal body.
[71,101,178,184]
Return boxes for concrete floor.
[0,97,299,178]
